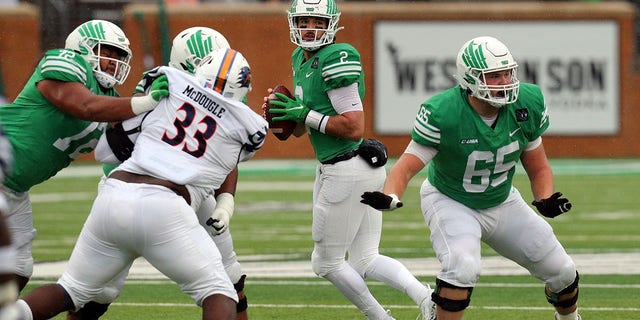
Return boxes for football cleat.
[418,283,437,320]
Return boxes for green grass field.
[22,159,640,319]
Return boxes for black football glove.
[360,191,403,211]
[532,192,572,218]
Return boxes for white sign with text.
[373,21,619,135]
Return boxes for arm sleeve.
[327,82,363,114]
[404,140,438,165]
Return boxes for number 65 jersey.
[412,83,549,209]
[118,67,268,198]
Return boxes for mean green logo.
[461,42,488,69]
[78,21,107,40]
[187,30,213,59]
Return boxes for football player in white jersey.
[14,48,268,320]
[70,27,252,320]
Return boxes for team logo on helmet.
[237,66,251,89]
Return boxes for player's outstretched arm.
[36,75,168,122]
[361,152,426,211]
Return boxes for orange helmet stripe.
[213,49,237,94]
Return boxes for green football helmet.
[455,36,520,107]
[287,0,343,51]
[169,27,231,74]
[65,20,132,88]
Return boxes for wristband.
[389,194,403,209]
[305,110,328,133]
[130,95,157,115]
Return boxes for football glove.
[360,191,403,211]
[130,74,169,115]
[206,192,234,236]
[134,66,164,94]
[532,192,572,218]
[268,92,311,123]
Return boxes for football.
[265,84,297,141]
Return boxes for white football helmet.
[65,20,132,88]
[454,36,519,107]
[288,0,343,52]
[169,27,231,74]
[195,48,252,101]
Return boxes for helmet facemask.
[65,20,132,89]
[89,41,132,89]
[288,0,343,51]
[455,36,519,108]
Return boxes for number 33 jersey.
[119,67,268,193]
[411,83,549,209]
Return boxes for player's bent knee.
[431,278,474,312]
[454,254,481,285]
[310,255,341,277]
[546,271,579,308]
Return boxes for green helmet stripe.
[326,0,339,14]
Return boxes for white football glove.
[206,192,234,236]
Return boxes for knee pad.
[234,274,246,293]
[431,278,474,312]
[234,275,248,313]
[310,252,342,277]
[546,271,579,308]
[236,296,248,313]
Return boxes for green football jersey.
[291,43,364,162]
[411,83,549,209]
[0,48,117,192]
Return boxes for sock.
[556,308,579,320]
[365,255,430,305]
[323,262,388,319]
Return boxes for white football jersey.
[118,66,267,194]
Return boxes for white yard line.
[31,252,640,280]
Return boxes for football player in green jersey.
[0,19,168,297]
[266,1,434,319]
[361,36,580,320]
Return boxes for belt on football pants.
[109,170,191,205]
[321,148,359,165]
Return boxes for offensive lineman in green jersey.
[0,19,168,296]
[265,1,435,319]
[361,36,581,320]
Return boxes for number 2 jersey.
[0,48,115,192]
[290,43,364,163]
[412,83,549,209]
[117,67,268,201]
